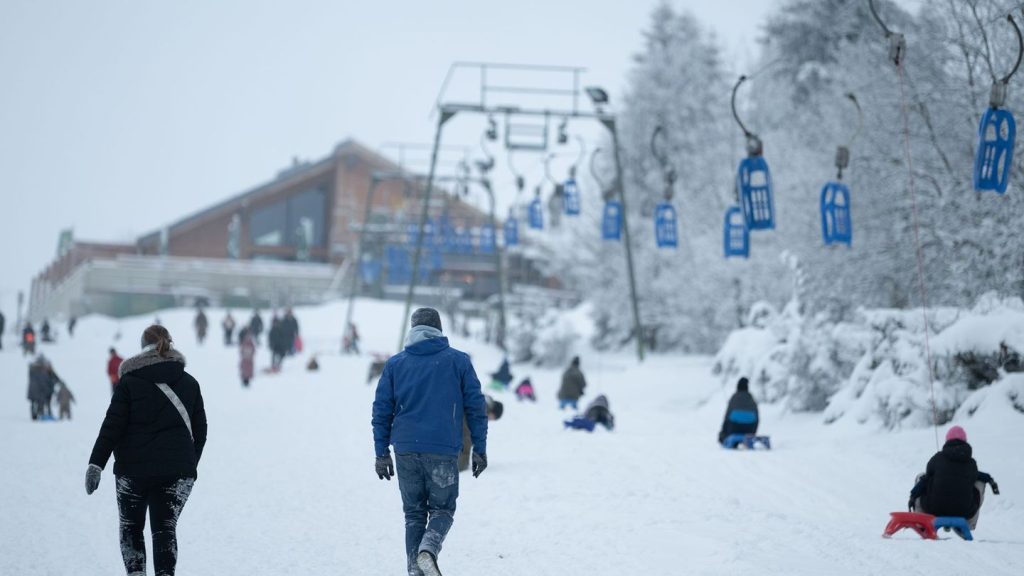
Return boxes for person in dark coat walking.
[0,309,6,350]
[41,318,53,342]
[557,356,587,410]
[86,325,207,576]
[372,307,488,576]
[27,355,54,420]
[909,426,999,530]
[282,308,300,355]
[718,377,759,445]
[249,309,264,345]
[268,315,287,371]
[193,309,208,345]
[239,327,256,386]
[68,315,77,337]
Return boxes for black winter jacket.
[89,348,208,478]
[914,439,984,518]
[718,391,759,443]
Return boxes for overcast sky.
[0,0,922,314]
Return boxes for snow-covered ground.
[2,299,1023,575]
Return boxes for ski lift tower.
[398,62,645,361]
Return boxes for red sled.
[882,512,937,540]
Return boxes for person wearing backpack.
[85,325,208,576]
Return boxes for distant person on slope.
[107,348,124,394]
[489,357,513,391]
[372,307,488,576]
[249,309,264,345]
[239,327,256,387]
[283,307,300,355]
[56,381,76,420]
[564,394,615,432]
[718,377,759,446]
[0,308,6,350]
[557,356,587,411]
[222,311,236,346]
[515,377,536,402]
[86,324,207,576]
[194,308,208,345]
[41,318,53,342]
[909,426,1000,530]
[268,314,287,371]
[22,322,36,356]
[27,355,54,420]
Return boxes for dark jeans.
[396,453,459,575]
[115,476,195,576]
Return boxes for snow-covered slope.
[2,299,1023,575]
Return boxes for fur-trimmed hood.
[119,347,187,379]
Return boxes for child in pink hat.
[908,425,1000,529]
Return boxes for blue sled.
[564,416,596,432]
[722,434,771,450]
[933,517,973,541]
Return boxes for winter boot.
[416,551,442,576]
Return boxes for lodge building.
[29,139,549,320]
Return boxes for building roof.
[137,139,407,244]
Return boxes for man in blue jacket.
[372,307,488,576]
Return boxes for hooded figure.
[583,394,615,431]
[718,377,759,445]
[557,356,587,410]
[910,426,999,529]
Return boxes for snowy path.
[2,300,1023,575]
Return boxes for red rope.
[895,61,941,451]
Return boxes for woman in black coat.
[86,325,208,576]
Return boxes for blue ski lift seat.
[563,179,581,216]
[974,107,1016,194]
[386,245,411,284]
[504,217,519,246]
[528,198,544,230]
[723,206,749,258]
[737,156,775,229]
[479,225,496,253]
[821,181,852,246]
[654,202,678,248]
[602,200,622,241]
[406,219,436,247]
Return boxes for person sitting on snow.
[514,377,536,402]
[489,358,513,391]
[564,394,615,432]
[909,426,999,530]
[718,377,759,446]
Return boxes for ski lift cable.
[589,146,615,201]
[730,76,755,139]
[997,14,1023,85]
[843,93,864,149]
[650,125,676,200]
[869,0,940,451]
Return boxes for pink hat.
[946,425,967,443]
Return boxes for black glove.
[907,498,915,512]
[375,453,394,481]
[85,464,102,495]
[990,480,1000,495]
[472,452,487,478]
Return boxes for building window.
[248,185,327,253]
[249,202,287,246]
[287,186,327,248]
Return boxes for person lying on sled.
[718,377,759,446]
[909,425,999,530]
